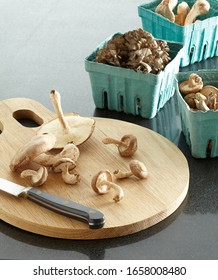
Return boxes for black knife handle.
[26,188,105,229]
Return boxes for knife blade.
[0,178,105,229]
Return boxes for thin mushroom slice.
[37,90,95,148]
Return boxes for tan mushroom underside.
[37,113,95,148]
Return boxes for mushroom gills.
[38,114,95,148]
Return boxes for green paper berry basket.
[85,32,183,119]
[175,69,218,158]
[138,0,218,67]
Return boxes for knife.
[0,178,105,229]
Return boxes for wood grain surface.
[0,98,189,239]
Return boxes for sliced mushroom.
[179,73,203,94]
[91,170,124,202]
[20,166,48,187]
[10,133,56,172]
[37,90,95,148]
[102,134,137,157]
[114,160,148,179]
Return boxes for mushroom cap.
[21,166,48,187]
[52,158,76,173]
[10,133,56,172]
[91,170,113,194]
[179,73,203,94]
[200,85,218,98]
[37,113,95,148]
[129,160,148,179]
[118,134,138,157]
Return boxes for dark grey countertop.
[0,0,218,260]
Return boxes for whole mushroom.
[10,133,56,172]
[102,134,137,157]
[91,170,124,202]
[34,143,80,167]
[114,160,148,180]
[175,2,190,25]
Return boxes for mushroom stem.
[102,137,128,147]
[50,90,71,132]
[61,164,81,185]
[99,180,124,202]
[113,169,133,179]
[102,134,138,157]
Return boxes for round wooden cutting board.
[0,98,189,239]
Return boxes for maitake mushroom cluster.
[155,0,210,26]
[95,28,171,74]
[179,73,218,112]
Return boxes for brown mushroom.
[10,133,56,172]
[34,143,80,167]
[52,158,80,185]
[200,85,218,98]
[194,92,210,111]
[37,90,95,148]
[20,166,48,187]
[175,2,190,25]
[114,159,148,179]
[179,73,203,94]
[102,134,137,157]
[184,0,210,25]
[91,170,124,202]
[206,92,218,110]
[155,0,178,22]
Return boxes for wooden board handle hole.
[13,109,44,128]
